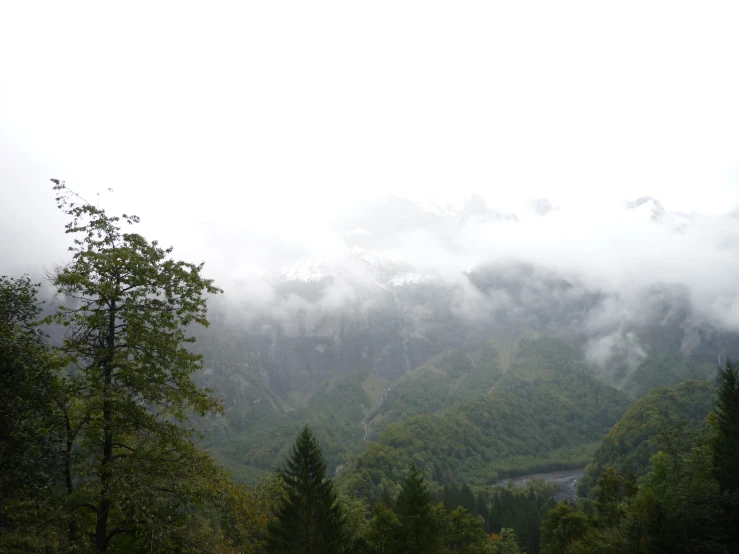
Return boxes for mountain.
[209,192,739,404]
[185,193,739,490]
[337,338,631,503]
[625,196,692,231]
[213,261,737,404]
[192,333,635,488]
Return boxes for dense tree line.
[266,426,526,554]
[437,482,555,554]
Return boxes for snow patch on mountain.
[279,258,333,283]
[389,272,429,287]
[626,196,692,232]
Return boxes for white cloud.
[3,1,739,337]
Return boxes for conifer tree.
[711,359,739,492]
[268,426,348,554]
[394,463,442,554]
[710,358,739,550]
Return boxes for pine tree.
[394,463,442,554]
[267,426,348,554]
[711,359,739,492]
[710,358,739,550]
[460,483,476,512]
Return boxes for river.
[496,468,585,502]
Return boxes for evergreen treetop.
[268,426,348,554]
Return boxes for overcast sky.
[2,2,739,280]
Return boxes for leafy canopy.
[48,180,226,553]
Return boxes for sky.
[2,2,739,290]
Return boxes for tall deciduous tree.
[366,504,400,554]
[443,506,488,553]
[490,528,520,554]
[267,426,348,554]
[48,180,225,552]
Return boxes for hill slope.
[364,344,505,437]
[339,338,631,502]
[578,379,716,495]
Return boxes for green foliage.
[337,493,371,553]
[540,503,595,554]
[443,506,489,553]
[47,181,227,552]
[198,342,505,484]
[197,343,387,482]
[579,379,715,496]
[490,528,521,554]
[217,475,283,554]
[394,464,444,554]
[709,359,739,550]
[365,349,487,436]
[341,338,630,502]
[267,426,348,554]
[710,359,739,492]
[542,420,731,553]
[437,480,555,554]
[366,504,401,554]
[0,275,64,551]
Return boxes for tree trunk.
[94,299,116,552]
[64,412,79,547]
[66,452,78,546]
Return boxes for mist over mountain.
[201,192,739,397]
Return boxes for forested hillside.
[339,338,631,503]
[192,321,389,481]
[539,364,739,553]
[363,345,503,437]
[577,379,716,495]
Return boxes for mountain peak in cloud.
[464,194,488,216]
[625,196,691,231]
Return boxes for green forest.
[3,183,739,553]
